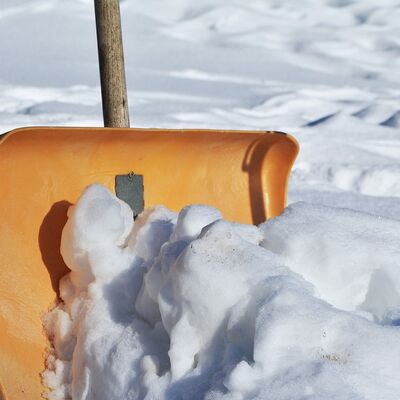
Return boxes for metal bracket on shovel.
[115,172,144,218]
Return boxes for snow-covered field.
[2,0,400,399]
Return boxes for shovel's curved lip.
[0,126,299,151]
[0,377,7,400]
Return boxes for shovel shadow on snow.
[38,200,72,298]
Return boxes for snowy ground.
[2,0,400,399]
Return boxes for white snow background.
[1,0,400,399]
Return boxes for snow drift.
[43,184,400,400]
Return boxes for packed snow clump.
[43,184,400,400]
[260,202,400,324]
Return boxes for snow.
[43,185,400,400]
[2,0,400,398]
[260,202,400,322]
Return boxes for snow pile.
[43,185,400,399]
[260,203,400,323]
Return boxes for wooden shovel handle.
[94,0,130,128]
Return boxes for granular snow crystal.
[43,184,400,400]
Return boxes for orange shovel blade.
[0,127,298,399]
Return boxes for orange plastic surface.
[0,127,298,399]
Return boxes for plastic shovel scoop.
[0,126,298,399]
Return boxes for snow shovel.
[0,1,298,399]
